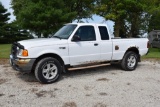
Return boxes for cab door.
[68,25,100,66]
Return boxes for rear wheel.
[121,51,138,71]
[35,57,62,84]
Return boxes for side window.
[98,26,109,40]
[74,26,96,41]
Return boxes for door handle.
[59,47,66,49]
[94,43,98,46]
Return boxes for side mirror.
[72,35,81,42]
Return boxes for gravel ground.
[0,60,160,107]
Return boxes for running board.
[68,63,110,71]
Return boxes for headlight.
[18,49,28,57]
[17,49,23,56]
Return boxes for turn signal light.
[22,50,28,56]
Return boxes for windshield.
[52,24,77,39]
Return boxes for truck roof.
[67,23,107,26]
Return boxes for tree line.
[0,0,160,44]
[0,2,33,44]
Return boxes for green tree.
[64,0,95,21]
[124,0,144,37]
[11,0,74,38]
[0,2,11,42]
[7,21,33,43]
[148,0,160,32]
[149,12,160,31]
[125,0,160,37]
[11,0,95,38]
[0,2,33,44]
[95,0,128,37]
[95,0,155,37]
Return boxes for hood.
[18,38,68,49]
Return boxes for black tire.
[121,51,138,71]
[35,57,62,84]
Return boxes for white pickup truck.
[10,23,149,84]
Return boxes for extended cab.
[10,23,149,84]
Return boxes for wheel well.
[125,47,140,61]
[31,53,64,72]
[126,47,139,54]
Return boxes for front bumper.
[10,55,36,73]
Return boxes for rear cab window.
[98,26,109,40]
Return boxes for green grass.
[142,48,160,59]
[0,44,11,58]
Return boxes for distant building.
[148,30,160,44]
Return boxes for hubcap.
[42,63,58,80]
[127,55,136,68]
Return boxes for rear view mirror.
[72,35,81,42]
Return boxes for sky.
[1,0,114,32]
[1,0,16,22]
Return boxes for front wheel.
[121,51,138,71]
[35,57,62,84]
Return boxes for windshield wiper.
[53,35,61,40]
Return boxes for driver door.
[68,25,100,66]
